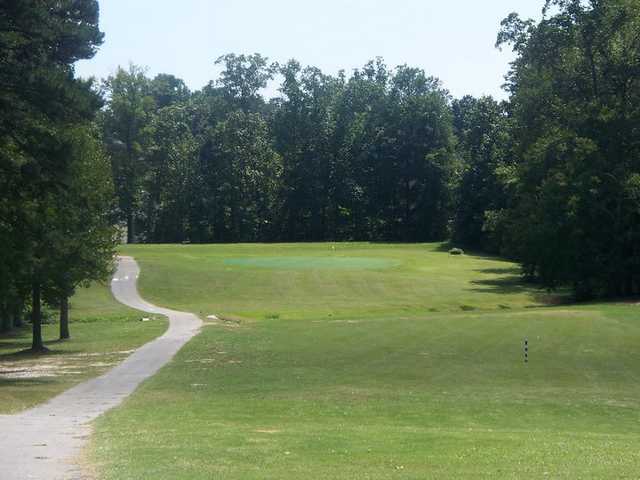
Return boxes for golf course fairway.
[90,243,640,478]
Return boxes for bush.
[449,248,464,256]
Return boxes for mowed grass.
[0,281,168,414]
[120,243,551,321]
[91,243,640,478]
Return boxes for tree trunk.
[59,295,70,340]
[1,303,11,333]
[31,283,45,351]
[12,302,23,328]
[127,210,135,244]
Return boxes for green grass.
[120,243,553,321]
[91,243,640,478]
[0,281,168,414]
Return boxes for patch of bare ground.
[0,350,135,380]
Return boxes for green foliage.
[451,96,512,251]
[200,111,282,242]
[498,0,640,298]
[0,1,115,346]
[104,56,456,244]
[100,65,156,243]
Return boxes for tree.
[150,73,190,109]
[215,53,278,113]
[274,60,342,240]
[143,104,199,242]
[451,96,512,251]
[0,0,105,350]
[498,0,640,298]
[200,111,282,242]
[41,127,118,340]
[101,65,155,244]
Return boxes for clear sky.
[75,1,544,100]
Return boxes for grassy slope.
[92,244,640,478]
[123,243,550,320]
[0,280,168,414]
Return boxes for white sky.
[76,1,544,100]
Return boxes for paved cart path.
[0,256,202,479]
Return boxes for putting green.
[223,256,401,270]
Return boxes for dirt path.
[0,256,202,479]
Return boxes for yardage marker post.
[524,338,529,363]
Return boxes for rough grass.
[91,243,640,478]
[0,281,168,414]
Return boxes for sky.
[75,1,544,100]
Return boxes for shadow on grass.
[470,275,529,294]
[0,340,32,351]
[0,348,81,361]
[476,267,522,275]
[0,331,81,361]
[468,267,572,306]
[0,376,57,387]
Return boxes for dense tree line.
[101,56,456,244]
[0,1,117,348]
[496,0,640,298]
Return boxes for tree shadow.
[1,347,81,360]
[476,267,522,275]
[469,267,569,305]
[0,340,32,351]
[469,276,531,295]
[0,376,57,388]
[0,336,81,361]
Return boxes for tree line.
[2,0,640,351]
[101,57,456,244]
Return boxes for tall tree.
[41,127,118,340]
[143,104,199,242]
[150,73,190,109]
[0,0,105,350]
[101,65,155,243]
[200,111,282,242]
[498,0,640,298]
[274,60,341,240]
[215,53,277,113]
[452,96,512,251]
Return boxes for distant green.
[223,255,400,270]
[90,243,640,478]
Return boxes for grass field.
[118,243,555,321]
[0,282,168,414]
[90,243,640,478]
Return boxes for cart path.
[0,256,202,479]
